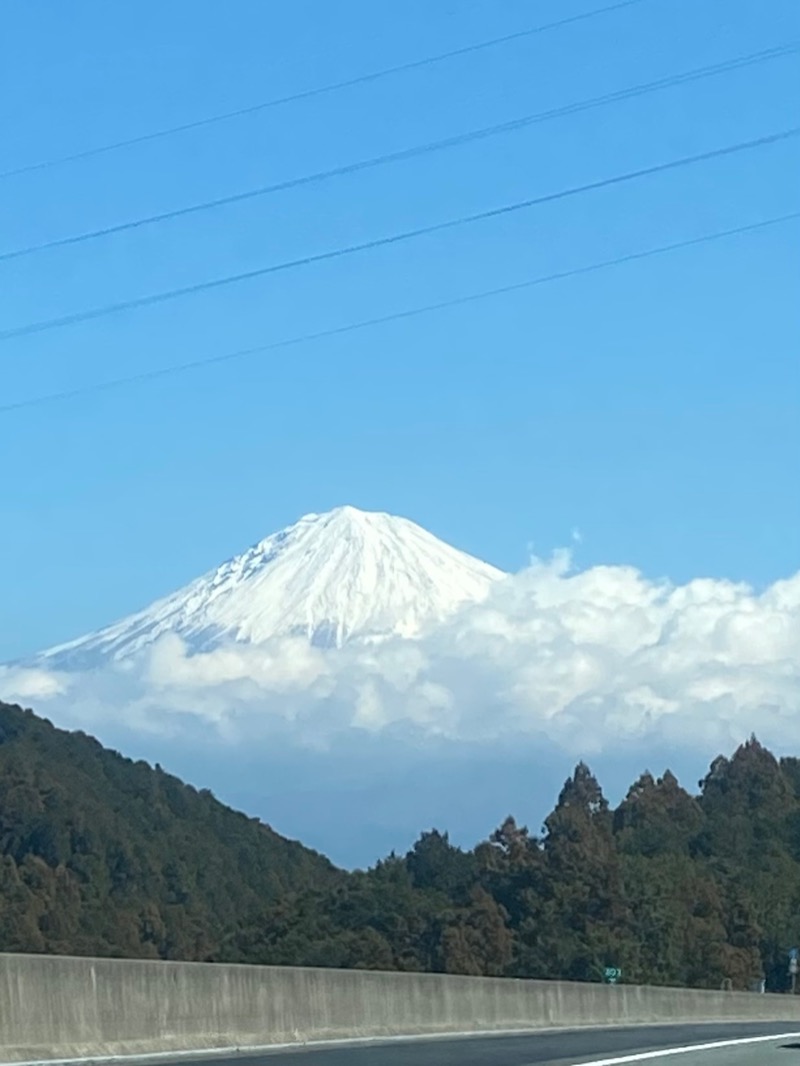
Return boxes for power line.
[1,126,797,344]
[0,0,652,182]
[2,42,796,264]
[2,210,797,416]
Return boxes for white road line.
[7,1029,800,1066]
[572,1032,800,1066]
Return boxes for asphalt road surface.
[182,1023,800,1066]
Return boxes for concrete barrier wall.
[2,952,800,1063]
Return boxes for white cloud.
[0,665,70,701]
[3,555,799,760]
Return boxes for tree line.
[1,700,798,991]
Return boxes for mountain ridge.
[0,699,339,959]
[33,506,505,670]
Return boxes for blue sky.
[1,0,799,664]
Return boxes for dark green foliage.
[2,700,799,990]
[0,702,339,960]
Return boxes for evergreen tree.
[539,764,632,982]
[3,699,800,989]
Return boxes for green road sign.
[603,967,622,984]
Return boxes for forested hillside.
[233,742,800,992]
[2,699,800,991]
[0,701,339,959]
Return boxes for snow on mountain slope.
[37,507,506,668]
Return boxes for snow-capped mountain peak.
[37,506,505,667]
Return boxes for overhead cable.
[0,0,652,181]
[1,126,797,343]
[2,42,796,264]
[1,210,798,416]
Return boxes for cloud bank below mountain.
[4,550,798,759]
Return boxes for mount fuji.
[35,506,506,670]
